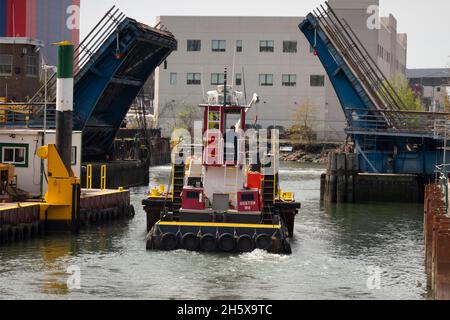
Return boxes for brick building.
[0,37,43,101]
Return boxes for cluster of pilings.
[321,152,358,203]
[78,189,135,226]
[424,184,450,300]
[0,204,42,246]
[321,152,424,203]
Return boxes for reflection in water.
[0,163,427,300]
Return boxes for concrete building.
[154,0,408,141]
[0,37,43,101]
[0,0,80,66]
[407,68,450,112]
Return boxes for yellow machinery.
[0,164,16,187]
[0,97,7,123]
[37,144,81,231]
[0,164,30,201]
[0,97,33,123]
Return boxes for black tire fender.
[237,235,254,253]
[161,233,178,251]
[200,234,217,252]
[218,233,235,252]
[255,234,272,250]
[181,233,199,251]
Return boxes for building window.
[208,111,221,130]
[26,55,39,76]
[187,73,201,85]
[282,74,296,87]
[170,73,177,85]
[236,40,243,52]
[260,40,274,52]
[310,75,325,87]
[212,40,226,52]
[283,41,297,53]
[211,73,225,85]
[235,73,242,86]
[1,144,28,167]
[71,146,77,166]
[0,54,13,76]
[187,40,201,52]
[259,74,273,86]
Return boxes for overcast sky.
[80,0,450,69]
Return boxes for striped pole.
[56,41,74,172]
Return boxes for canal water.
[0,162,427,300]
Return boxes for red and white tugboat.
[143,71,300,254]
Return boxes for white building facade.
[154,0,407,141]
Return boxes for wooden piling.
[336,153,347,203]
[422,183,450,300]
[320,173,326,202]
[327,152,338,203]
[346,153,358,203]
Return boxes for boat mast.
[223,67,227,107]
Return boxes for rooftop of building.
[0,37,44,47]
[407,68,450,79]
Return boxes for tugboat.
[143,71,300,254]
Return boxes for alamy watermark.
[366,5,381,30]
[66,5,80,31]
[366,266,382,290]
[66,265,81,290]
[171,122,279,173]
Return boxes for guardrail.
[345,109,450,137]
[0,103,56,128]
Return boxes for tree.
[175,104,201,136]
[382,75,423,111]
[289,101,318,145]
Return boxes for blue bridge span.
[21,7,177,162]
[299,2,450,175]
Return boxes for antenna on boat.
[200,67,206,102]
[231,46,237,87]
[223,67,228,107]
[242,66,248,104]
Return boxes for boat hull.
[146,221,292,254]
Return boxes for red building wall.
[0,0,80,64]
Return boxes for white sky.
[80,0,450,69]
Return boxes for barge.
[143,79,300,254]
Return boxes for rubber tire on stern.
[255,234,272,251]
[161,233,178,251]
[237,235,254,253]
[218,233,235,252]
[200,234,217,252]
[182,233,199,251]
